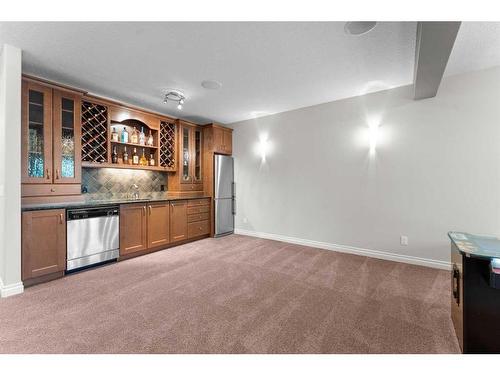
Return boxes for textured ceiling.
[0,22,499,124]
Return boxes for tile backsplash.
[82,168,167,199]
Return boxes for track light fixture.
[163,90,186,110]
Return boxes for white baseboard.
[234,229,451,270]
[0,278,24,298]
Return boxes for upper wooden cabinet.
[208,124,233,155]
[168,120,203,192]
[22,209,66,282]
[21,78,82,196]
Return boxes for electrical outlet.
[400,235,408,246]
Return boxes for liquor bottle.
[140,149,148,166]
[112,146,118,164]
[111,127,119,142]
[121,127,129,143]
[123,146,129,164]
[147,130,154,146]
[149,153,155,166]
[130,127,139,144]
[139,127,145,146]
[132,148,139,165]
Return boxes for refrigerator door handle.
[232,199,236,215]
[232,182,235,198]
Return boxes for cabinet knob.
[46,168,50,180]
[55,169,60,180]
[50,188,56,192]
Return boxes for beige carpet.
[0,234,459,353]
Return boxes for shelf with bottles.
[110,121,157,149]
[110,143,159,169]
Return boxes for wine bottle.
[149,153,155,166]
[131,127,138,144]
[139,127,145,146]
[111,127,119,142]
[140,149,148,166]
[123,146,129,164]
[147,130,154,146]
[112,146,118,164]
[132,148,139,165]
[121,127,129,143]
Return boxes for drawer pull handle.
[46,168,50,179]
[59,214,63,224]
[55,169,60,180]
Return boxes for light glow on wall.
[367,116,381,156]
[255,132,272,164]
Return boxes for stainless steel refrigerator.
[214,154,235,236]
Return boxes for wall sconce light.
[256,133,271,163]
[367,116,381,156]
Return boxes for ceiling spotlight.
[163,89,186,110]
[344,21,377,36]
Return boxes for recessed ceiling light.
[344,21,377,36]
[201,80,222,90]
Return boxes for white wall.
[230,67,500,268]
[0,44,23,297]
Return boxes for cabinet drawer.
[187,205,210,215]
[180,183,204,192]
[188,220,210,238]
[188,198,211,207]
[187,212,209,223]
[22,184,81,197]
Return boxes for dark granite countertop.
[449,231,500,260]
[22,194,211,211]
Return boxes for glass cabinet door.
[181,126,191,182]
[22,81,53,184]
[52,90,81,184]
[193,128,202,183]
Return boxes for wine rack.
[81,101,108,163]
[160,121,176,169]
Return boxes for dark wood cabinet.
[451,242,500,353]
[21,78,82,199]
[147,202,170,248]
[120,203,148,255]
[170,200,188,242]
[22,209,66,281]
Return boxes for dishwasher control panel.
[67,206,119,220]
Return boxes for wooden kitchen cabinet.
[147,202,170,248]
[21,77,82,199]
[22,209,66,282]
[209,124,233,155]
[168,120,203,192]
[170,200,188,242]
[120,203,148,255]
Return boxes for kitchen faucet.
[131,184,140,200]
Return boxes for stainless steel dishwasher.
[66,206,120,271]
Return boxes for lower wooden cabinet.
[120,203,148,255]
[22,209,66,281]
[170,200,188,242]
[147,203,170,248]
